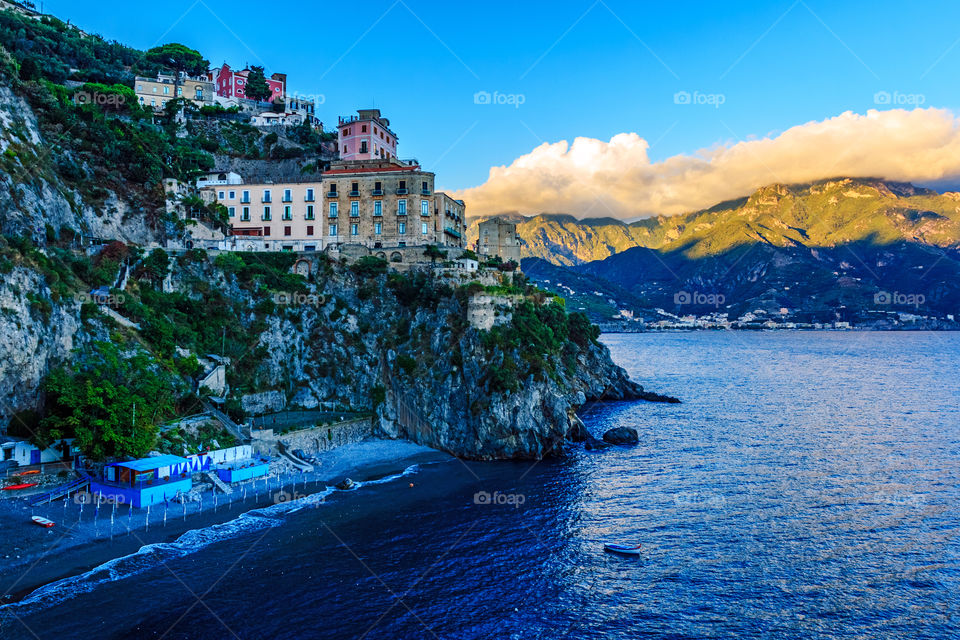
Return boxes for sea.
[3,332,959,639]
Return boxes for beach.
[0,439,449,604]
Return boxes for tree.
[38,342,176,460]
[244,66,273,102]
[142,43,208,77]
[424,244,447,265]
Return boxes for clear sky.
[41,0,960,211]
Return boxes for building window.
[360,141,368,153]
[307,225,314,236]
[218,191,225,200]
[263,226,271,236]
[374,222,382,235]
[374,201,382,217]
[283,205,292,220]
[398,199,407,215]
[228,191,235,199]
[195,87,203,100]
[351,201,359,217]
[283,189,292,202]
[398,222,406,235]
[422,222,429,234]
[262,190,272,203]
[306,205,314,220]
[262,206,271,221]
[305,188,314,202]
[421,200,429,216]
[351,223,359,236]
[228,207,235,217]
[241,206,250,221]
[242,190,250,203]
[329,223,338,236]
[362,124,367,132]
[329,202,338,218]
[328,183,337,196]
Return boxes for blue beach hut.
[90,455,192,507]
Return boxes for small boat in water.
[20,470,40,476]
[604,543,642,555]
[335,478,357,491]
[31,516,55,528]
[3,483,38,491]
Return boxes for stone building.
[213,160,466,254]
[477,218,521,263]
[135,72,214,110]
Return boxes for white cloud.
[452,108,960,218]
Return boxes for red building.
[213,63,286,102]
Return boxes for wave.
[1,462,426,617]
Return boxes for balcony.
[241,197,251,204]
[262,196,272,203]
[371,189,383,196]
[444,227,462,239]
[396,188,408,195]
[304,195,316,202]
[327,191,339,198]
[421,189,431,195]
[349,190,360,197]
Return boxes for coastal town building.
[201,110,468,258]
[338,109,398,161]
[215,163,466,254]
[477,218,522,263]
[213,63,286,102]
[135,72,215,110]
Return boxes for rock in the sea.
[602,427,640,445]
[584,437,611,451]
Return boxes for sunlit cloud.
[453,108,960,219]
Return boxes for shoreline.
[0,439,450,605]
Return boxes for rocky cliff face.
[154,258,674,461]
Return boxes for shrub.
[350,256,388,278]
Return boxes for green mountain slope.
[469,178,960,266]
[497,179,960,326]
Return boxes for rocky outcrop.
[602,427,639,445]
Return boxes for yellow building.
[135,72,215,110]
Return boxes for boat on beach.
[603,543,642,556]
[3,482,38,490]
[31,516,55,528]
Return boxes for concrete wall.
[251,418,372,456]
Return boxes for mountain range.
[469,178,960,326]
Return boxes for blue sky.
[44,0,960,196]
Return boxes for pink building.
[338,109,398,162]
[213,63,286,102]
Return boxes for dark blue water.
[4,332,960,639]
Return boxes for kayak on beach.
[31,516,55,528]
[603,543,642,556]
[3,483,39,490]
